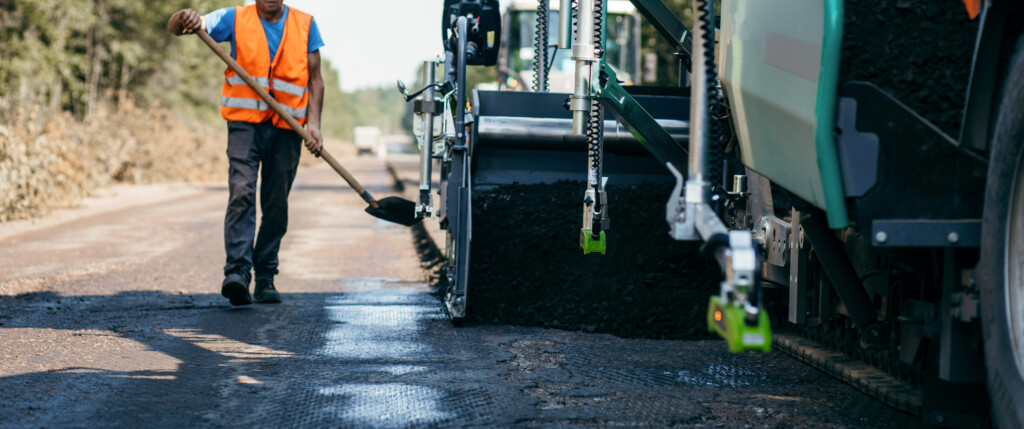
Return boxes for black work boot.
[254,278,282,304]
[221,268,252,306]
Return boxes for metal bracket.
[413,99,443,115]
[724,230,758,293]
[666,163,696,241]
[414,205,436,219]
[666,163,722,242]
[598,177,609,229]
[724,174,750,230]
[433,139,447,158]
[788,209,807,324]
[756,216,791,267]
[871,219,981,248]
[951,292,980,323]
[939,249,985,383]
[583,177,610,230]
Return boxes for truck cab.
[353,126,382,157]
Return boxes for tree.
[0,0,237,122]
[641,0,695,86]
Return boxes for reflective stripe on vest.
[224,76,305,100]
[281,104,308,119]
[224,76,305,99]
[226,75,270,88]
[221,96,268,112]
[220,96,306,119]
[272,80,307,98]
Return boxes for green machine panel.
[719,0,849,227]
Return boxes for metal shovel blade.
[365,197,421,227]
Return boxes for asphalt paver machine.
[404,0,759,347]
[399,0,690,318]
[401,0,1024,425]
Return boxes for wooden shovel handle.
[195,30,379,208]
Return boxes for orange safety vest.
[221,5,312,129]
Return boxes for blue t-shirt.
[205,6,324,62]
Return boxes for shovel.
[194,29,420,227]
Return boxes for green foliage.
[320,72,405,140]
[0,0,239,122]
[319,58,355,139]
[0,1,404,139]
[640,0,695,86]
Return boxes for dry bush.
[0,102,226,222]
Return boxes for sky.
[282,0,512,92]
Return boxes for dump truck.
[399,0,1024,426]
[353,126,382,157]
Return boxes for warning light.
[714,311,722,322]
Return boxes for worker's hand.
[168,9,202,36]
[305,126,324,156]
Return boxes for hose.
[534,0,550,92]
[697,0,724,188]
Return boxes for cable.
[546,47,559,79]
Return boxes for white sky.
[283,0,511,92]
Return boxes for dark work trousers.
[223,120,302,281]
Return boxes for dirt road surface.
[0,158,922,428]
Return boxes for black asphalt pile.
[466,181,721,340]
[841,0,980,137]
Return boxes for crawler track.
[774,334,923,416]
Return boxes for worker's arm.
[305,50,325,155]
[167,9,204,35]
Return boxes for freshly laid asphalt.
[0,157,922,428]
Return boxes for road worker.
[167,0,325,306]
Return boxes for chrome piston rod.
[571,0,597,135]
[558,0,573,49]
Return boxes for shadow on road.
[0,287,478,427]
